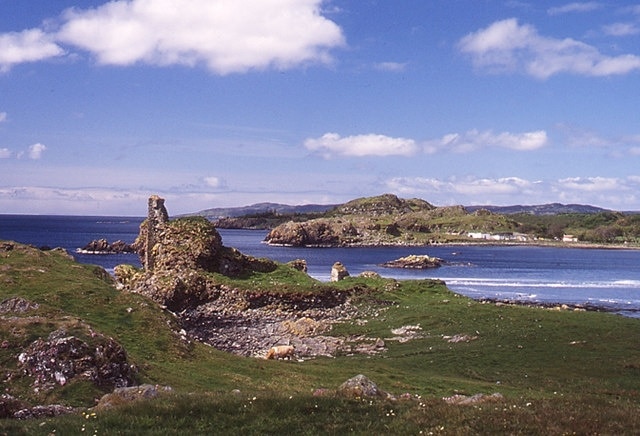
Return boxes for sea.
[1,214,640,318]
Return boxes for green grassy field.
[1,242,639,434]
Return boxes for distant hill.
[188,202,337,219]
[188,200,615,219]
[465,203,611,215]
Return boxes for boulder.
[337,374,388,399]
[96,384,173,410]
[330,262,350,282]
[17,329,135,391]
[380,254,443,269]
[287,258,308,272]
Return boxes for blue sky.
[2,0,640,216]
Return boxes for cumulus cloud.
[547,2,602,15]
[203,176,227,189]
[0,29,64,72]
[0,112,6,123]
[424,129,548,153]
[0,148,11,159]
[26,143,47,160]
[458,18,640,78]
[53,0,344,74]
[304,133,419,158]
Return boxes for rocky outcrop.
[380,254,443,269]
[17,328,135,392]
[330,262,350,281]
[115,196,387,360]
[139,194,170,271]
[78,239,135,254]
[264,219,361,247]
[264,194,519,247]
[117,196,278,312]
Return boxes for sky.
[1,1,640,216]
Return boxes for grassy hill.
[1,240,639,434]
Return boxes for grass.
[1,241,640,434]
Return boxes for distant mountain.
[188,202,337,219]
[189,201,617,219]
[465,203,611,215]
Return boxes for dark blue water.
[0,215,144,271]
[1,216,639,318]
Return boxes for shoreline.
[264,239,640,250]
[474,297,640,317]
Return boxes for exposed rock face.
[17,329,135,392]
[287,259,308,272]
[264,219,360,247]
[264,194,520,247]
[117,196,277,312]
[78,239,135,254]
[380,254,443,269]
[140,195,170,271]
[330,262,350,282]
[116,196,385,360]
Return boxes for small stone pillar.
[144,195,169,272]
[330,261,349,282]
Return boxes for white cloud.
[55,0,344,74]
[27,143,47,160]
[424,129,548,153]
[386,175,640,209]
[602,23,640,37]
[458,18,640,78]
[387,176,535,197]
[556,176,622,192]
[304,133,419,158]
[0,148,12,159]
[0,112,6,123]
[204,176,227,189]
[548,2,602,15]
[0,29,64,72]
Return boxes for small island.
[380,254,444,269]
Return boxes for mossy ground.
[1,242,639,434]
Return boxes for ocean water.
[1,216,639,318]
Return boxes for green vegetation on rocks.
[2,195,640,433]
[264,194,520,246]
[1,235,640,433]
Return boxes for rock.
[78,239,135,254]
[96,384,173,410]
[118,196,278,311]
[380,254,443,269]
[18,329,136,392]
[442,392,504,405]
[359,271,381,278]
[287,259,307,272]
[337,374,388,399]
[0,297,39,314]
[0,394,28,419]
[264,219,359,247]
[13,404,76,419]
[135,194,170,271]
[330,262,350,282]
